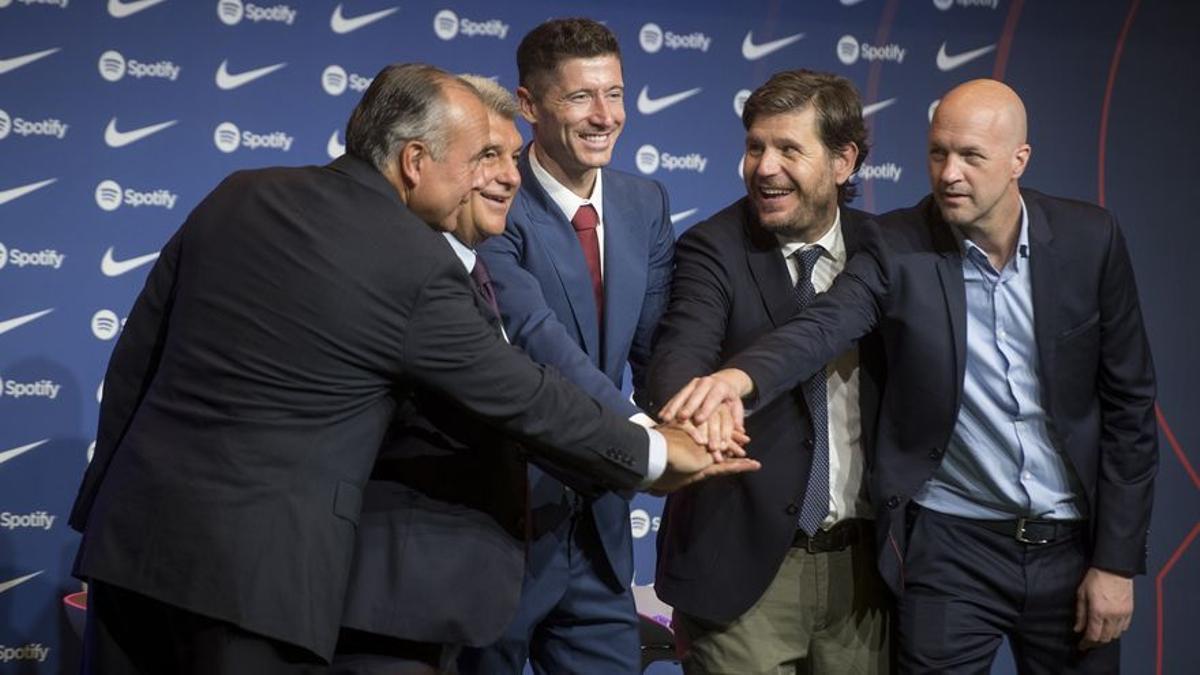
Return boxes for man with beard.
[645,69,891,674]
[660,79,1157,674]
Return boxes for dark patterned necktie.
[793,246,830,536]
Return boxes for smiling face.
[519,54,624,197]
[743,107,856,242]
[403,83,491,225]
[443,111,524,247]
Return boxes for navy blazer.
[478,146,674,587]
[727,189,1157,594]
[646,198,883,622]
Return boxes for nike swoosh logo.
[742,31,805,61]
[637,86,702,115]
[936,42,996,71]
[670,208,698,224]
[215,60,287,90]
[108,0,167,18]
[862,98,897,117]
[0,178,57,206]
[330,3,399,34]
[0,440,49,467]
[0,571,44,596]
[0,308,54,336]
[104,118,178,148]
[102,247,160,277]
[327,130,345,159]
[0,47,60,75]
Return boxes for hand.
[1074,567,1134,649]
[659,369,754,427]
[669,403,750,460]
[648,424,760,495]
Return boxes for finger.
[731,430,751,446]
[1085,614,1104,643]
[660,379,698,421]
[718,406,733,453]
[688,458,761,484]
[692,386,730,425]
[705,412,726,453]
[731,397,746,432]
[676,379,713,421]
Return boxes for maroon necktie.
[571,204,603,325]
[470,256,501,322]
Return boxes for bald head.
[927,79,1031,237]
[934,79,1027,149]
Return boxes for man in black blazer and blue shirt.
[660,79,1157,674]
[70,64,756,674]
[647,70,891,674]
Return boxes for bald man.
[658,79,1157,673]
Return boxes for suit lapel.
[930,203,968,406]
[742,203,796,327]
[1025,193,1059,415]
[516,147,601,358]
[600,175,647,376]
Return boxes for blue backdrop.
[1,1,1197,672]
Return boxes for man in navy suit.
[458,18,676,675]
[660,79,1157,673]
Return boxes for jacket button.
[886,496,900,509]
[785,504,799,516]
[928,448,942,460]
[804,438,815,450]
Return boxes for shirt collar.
[529,143,604,226]
[957,195,1030,273]
[442,231,476,273]
[777,207,845,263]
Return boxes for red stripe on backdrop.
[861,0,900,215]
[991,0,1025,82]
[1097,0,1141,206]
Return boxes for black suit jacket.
[68,155,651,661]
[646,198,881,622]
[728,189,1157,595]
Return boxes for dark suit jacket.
[478,146,674,588]
[646,198,881,622]
[727,189,1157,595]
[68,155,652,661]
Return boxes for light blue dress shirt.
[916,201,1085,521]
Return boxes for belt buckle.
[1015,517,1049,545]
[805,531,822,554]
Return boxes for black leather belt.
[792,518,871,553]
[975,517,1085,545]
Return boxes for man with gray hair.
[70,63,755,673]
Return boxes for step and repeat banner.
[1,0,1197,672]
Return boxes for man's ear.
[397,140,428,188]
[1011,143,1031,180]
[516,86,538,126]
[832,142,859,186]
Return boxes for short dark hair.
[516,18,621,94]
[742,69,871,205]
[345,63,462,171]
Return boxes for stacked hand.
[648,368,761,495]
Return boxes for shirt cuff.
[639,428,667,489]
[629,412,657,429]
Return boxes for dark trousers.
[458,505,639,675]
[899,507,1120,674]
[83,580,327,674]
